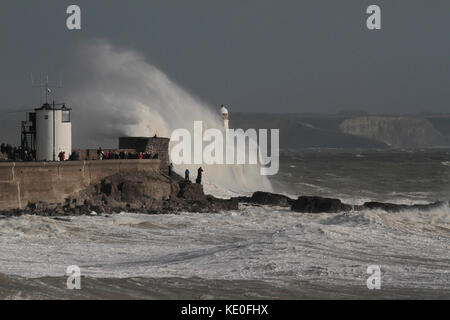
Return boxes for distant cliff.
[231,112,450,149]
[340,116,450,148]
[231,113,387,149]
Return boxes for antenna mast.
[31,73,63,105]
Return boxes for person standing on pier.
[196,167,203,184]
[168,163,173,176]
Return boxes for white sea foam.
[0,205,448,290]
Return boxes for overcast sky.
[0,1,449,144]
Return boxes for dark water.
[1,275,448,300]
[271,149,450,204]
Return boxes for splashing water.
[67,40,272,193]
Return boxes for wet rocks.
[100,178,117,197]
[290,196,446,213]
[0,172,238,217]
[291,196,352,213]
[177,181,205,201]
[235,191,295,207]
[362,201,445,212]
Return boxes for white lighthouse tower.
[221,104,229,130]
[33,77,72,161]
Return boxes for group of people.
[0,143,14,155]
[57,151,66,161]
[96,147,158,160]
[1,144,163,162]
[58,150,80,161]
[184,167,204,184]
[167,163,204,185]
[1,143,35,162]
[2,143,206,184]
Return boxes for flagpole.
[45,76,49,104]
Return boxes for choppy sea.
[0,149,449,299]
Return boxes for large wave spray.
[67,41,272,194]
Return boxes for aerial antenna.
[31,72,63,105]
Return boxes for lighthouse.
[221,104,229,130]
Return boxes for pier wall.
[119,137,170,173]
[0,160,161,210]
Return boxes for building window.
[44,115,48,120]
[62,110,71,122]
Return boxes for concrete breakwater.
[0,160,161,211]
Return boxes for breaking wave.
[67,40,272,193]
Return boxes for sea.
[0,149,449,299]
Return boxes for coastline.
[0,169,447,217]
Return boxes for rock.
[54,207,65,216]
[100,179,117,197]
[363,202,403,212]
[291,196,352,213]
[177,181,205,201]
[27,202,37,210]
[237,191,294,207]
[90,204,105,214]
[27,201,47,210]
[52,217,72,222]
[363,201,444,212]
[120,180,144,203]
[206,196,239,211]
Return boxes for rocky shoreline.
[0,172,238,217]
[238,192,446,213]
[0,172,446,217]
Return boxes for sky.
[0,0,449,145]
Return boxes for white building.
[221,104,229,130]
[35,103,72,161]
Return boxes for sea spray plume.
[67,41,272,193]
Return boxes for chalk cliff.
[340,116,449,148]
